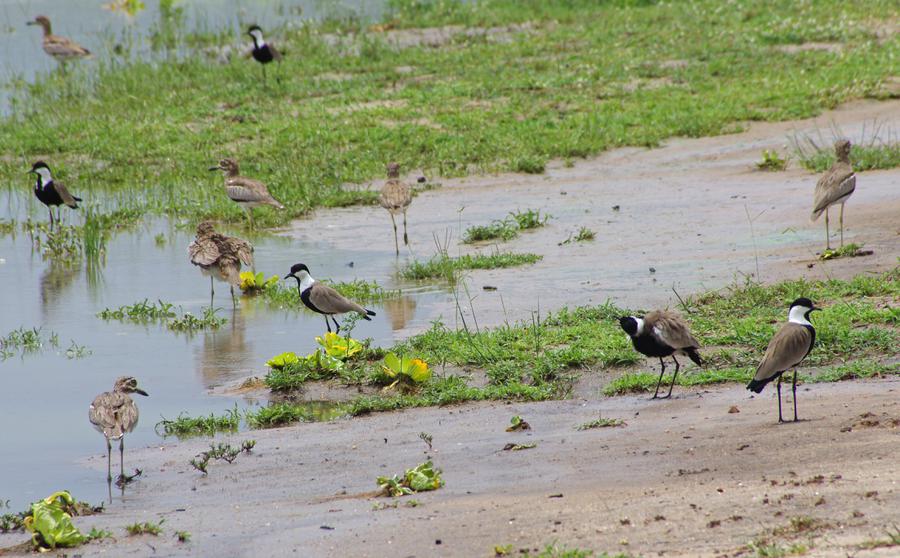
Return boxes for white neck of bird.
[788,306,812,326]
[297,272,315,291]
[250,30,265,47]
[35,167,52,186]
[633,317,645,335]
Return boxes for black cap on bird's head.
[618,316,639,336]
[285,263,310,279]
[789,297,817,310]
[28,161,50,174]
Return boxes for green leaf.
[23,491,86,550]
[315,332,363,359]
[266,352,300,370]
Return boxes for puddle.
[0,209,449,510]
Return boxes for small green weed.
[577,417,625,430]
[401,252,542,281]
[506,415,531,431]
[819,243,868,260]
[125,520,164,536]
[97,299,177,321]
[155,406,241,438]
[560,226,595,245]
[377,460,444,497]
[757,150,789,171]
[167,307,226,331]
[175,530,191,543]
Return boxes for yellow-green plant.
[239,271,280,293]
[23,491,86,550]
[315,332,363,359]
[265,352,300,370]
[381,353,431,391]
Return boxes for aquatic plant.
[401,252,542,281]
[124,520,164,536]
[97,299,177,321]
[380,352,431,391]
[239,271,280,293]
[167,307,226,331]
[155,406,241,438]
[377,460,444,497]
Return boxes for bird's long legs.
[663,356,681,399]
[402,210,409,247]
[389,213,399,256]
[48,207,55,229]
[105,438,112,483]
[824,207,831,250]
[776,375,784,423]
[119,437,125,482]
[791,369,799,422]
[210,276,215,307]
[652,358,667,399]
[324,315,331,333]
[230,285,237,307]
[332,316,341,334]
[839,203,845,248]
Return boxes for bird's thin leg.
[776,375,784,423]
[792,369,799,422]
[210,276,215,308]
[262,65,267,85]
[824,207,831,250]
[665,356,680,399]
[389,213,399,256]
[246,207,254,230]
[106,438,112,483]
[231,285,237,307]
[402,210,409,246]
[119,437,125,482]
[332,317,341,335]
[652,358,666,399]
[839,203,845,248]
[48,207,54,229]
[324,315,331,333]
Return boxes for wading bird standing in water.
[619,310,703,399]
[811,139,856,250]
[379,162,413,256]
[284,263,376,333]
[188,221,254,307]
[28,161,81,228]
[747,298,819,423]
[89,376,148,485]
[27,15,91,65]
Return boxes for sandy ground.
[2,101,898,557]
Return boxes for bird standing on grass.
[27,15,91,63]
[247,25,282,83]
[379,162,413,256]
[188,221,254,307]
[209,158,284,229]
[88,376,148,484]
[747,297,819,423]
[619,310,703,399]
[27,161,81,228]
[284,263,376,334]
[811,139,855,250]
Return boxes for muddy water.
[0,0,387,114]
[0,207,447,510]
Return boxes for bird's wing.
[88,392,137,438]
[226,237,254,267]
[811,163,855,218]
[45,35,90,57]
[379,180,412,211]
[648,311,699,349]
[752,323,813,382]
[216,255,243,285]
[188,237,220,266]
[270,44,283,61]
[53,181,80,208]
[309,283,367,315]
[226,177,284,209]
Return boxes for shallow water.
[0,207,447,510]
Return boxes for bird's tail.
[809,208,824,222]
[746,376,772,394]
[685,347,702,367]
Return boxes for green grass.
[757,149,789,171]
[463,209,550,243]
[793,137,900,172]
[125,520,164,536]
[577,417,625,430]
[167,307,227,332]
[154,406,241,438]
[559,226,596,245]
[401,252,542,281]
[97,299,177,321]
[2,0,897,228]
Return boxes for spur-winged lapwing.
[284,263,376,333]
[619,310,703,399]
[188,221,254,307]
[811,139,855,250]
[89,376,148,484]
[27,16,91,62]
[209,158,284,228]
[247,25,282,82]
[747,297,819,423]
[28,161,81,228]
[379,162,412,256]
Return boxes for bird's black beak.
[26,170,35,175]
[26,21,36,26]
[208,166,221,172]
[284,273,294,280]
[134,388,149,396]
[811,306,821,312]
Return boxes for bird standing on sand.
[747,298,819,423]
[188,221,254,307]
[28,161,81,228]
[811,139,855,250]
[247,25,282,82]
[209,158,284,229]
[88,376,148,484]
[619,310,703,399]
[27,15,91,63]
[284,263,376,333]
[379,162,413,256]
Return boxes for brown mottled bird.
[27,15,91,62]
[188,221,254,306]
[747,298,819,423]
[619,310,703,399]
[810,139,855,250]
[379,162,413,255]
[284,263,375,334]
[88,376,148,483]
[209,158,284,229]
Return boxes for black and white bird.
[619,310,703,399]
[88,376,148,484]
[284,263,376,333]
[747,297,819,423]
[247,25,282,82]
[28,161,81,228]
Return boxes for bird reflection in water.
[382,295,417,331]
[195,307,251,390]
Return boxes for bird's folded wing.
[227,238,254,267]
[226,178,272,203]
[54,182,80,208]
[310,283,365,314]
[188,238,220,266]
[752,323,812,381]
[649,311,699,349]
[813,166,855,213]
[45,36,90,56]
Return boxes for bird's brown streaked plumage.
[810,139,855,249]
[88,376,148,485]
[188,221,253,305]
[210,158,283,228]
[28,16,91,60]
[379,162,413,255]
[644,310,701,353]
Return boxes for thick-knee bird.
[28,161,81,228]
[811,139,855,250]
[747,297,819,423]
[209,158,284,228]
[284,263,376,333]
[379,162,412,256]
[188,221,254,307]
[619,310,702,399]
[88,376,148,484]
